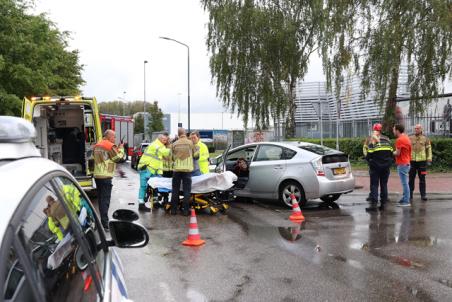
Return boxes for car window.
[17,182,100,302]
[3,247,34,301]
[282,147,297,160]
[298,144,338,155]
[54,177,105,282]
[255,145,284,161]
[227,146,256,162]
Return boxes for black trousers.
[170,172,192,212]
[409,161,427,198]
[369,166,390,203]
[95,178,112,227]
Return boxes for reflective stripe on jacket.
[137,139,170,174]
[409,134,432,162]
[197,141,210,174]
[93,139,124,178]
[171,136,198,172]
[365,135,394,169]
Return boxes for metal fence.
[295,116,451,139]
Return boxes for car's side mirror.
[209,157,218,165]
[112,209,139,221]
[108,221,149,248]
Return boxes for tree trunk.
[285,80,297,138]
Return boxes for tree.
[203,0,322,136]
[0,0,84,116]
[320,0,452,133]
[99,100,165,136]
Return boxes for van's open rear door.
[22,97,33,121]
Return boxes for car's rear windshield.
[298,144,339,155]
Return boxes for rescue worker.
[365,124,394,212]
[160,140,173,207]
[190,131,210,175]
[137,133,170,212]
[93,129,124,229]
[170,128,199,216]
[409,124,432,202]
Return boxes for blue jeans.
[397,164,411,203]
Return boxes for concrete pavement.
[353,169,452,196]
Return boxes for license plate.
[333,167,346,175]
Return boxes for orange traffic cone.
[289,194,305,222]
[182,209,205,246]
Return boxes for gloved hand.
[139,165,147,171]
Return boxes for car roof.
[0,157,67,240]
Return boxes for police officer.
[170,128,199,216]
[137,133,170,212]
[409,124,432,201]
[365,123,394,212]
[93,130,124,229]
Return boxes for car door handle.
[273,166,284,170]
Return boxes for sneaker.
[397,202,411,207]
[139,203,151,212]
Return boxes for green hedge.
[288,137,452,171]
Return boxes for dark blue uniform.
[365,135,394,209]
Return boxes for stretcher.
[147,171,238,214]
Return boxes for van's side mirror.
[108,221,149,248]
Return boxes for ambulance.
[22,96,102,190]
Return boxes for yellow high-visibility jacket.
[138,139,170,174]
[197,141,210,174]
[93,139,124,178]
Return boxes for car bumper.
[317,174,355,197]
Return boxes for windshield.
[298,144,340,155]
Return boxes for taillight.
[311,157,325,176]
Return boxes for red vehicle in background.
[99,114,134,160]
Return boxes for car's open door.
[215,144,231,173]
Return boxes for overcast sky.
[32,0,326,114]
[33,1,450,115]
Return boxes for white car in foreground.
[0,116,148,302]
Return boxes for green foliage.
[0,0,84,116]
[0,91,21,115]
[320,0,452,132]
[203,0,322,134]
[289,137,452,171]
[98,100,164,136]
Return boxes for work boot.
[139,203,151,212]
[366,196,372,202]
[365,204,378,212]
[378,205,385,211]
[421,196,428,201]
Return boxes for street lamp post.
[159,36,190,132]
[143,60,148,140]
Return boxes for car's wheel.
[320,194,341,203]
[279,181,306,208]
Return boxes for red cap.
[373,123,382,131]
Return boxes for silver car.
[213,141,355,207]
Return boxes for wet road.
[110,163,452,302]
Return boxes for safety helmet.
[373,123,382,131]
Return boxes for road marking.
[159,282,177,302]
